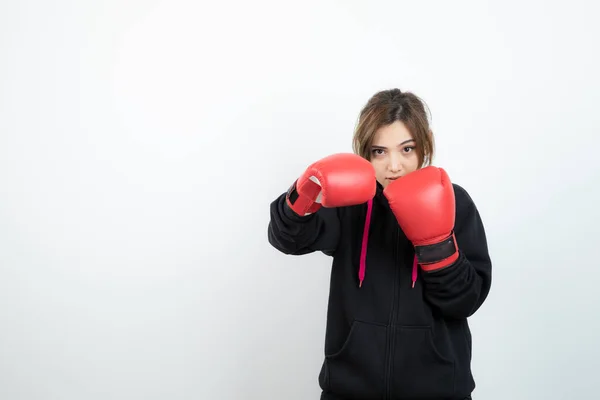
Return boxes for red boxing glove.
[383,166,459,271]
[286,153,376,216]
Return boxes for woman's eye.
[372,149,384,156]
[403,146,415,153]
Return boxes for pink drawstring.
[358,199,373,287]
[412,255,418,288]
[358,199,418,289]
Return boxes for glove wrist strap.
[415,233,458,271]
[286,179,321,216]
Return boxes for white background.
[1,0,599,399]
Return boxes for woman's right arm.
[267,153,376,257]
[267,191,341,256]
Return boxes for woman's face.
[369,121,420,188]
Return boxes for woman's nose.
[389,155,400,172]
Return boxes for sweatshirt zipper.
[384,227,401,399]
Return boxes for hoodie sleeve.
[420,184,492,319]
[267,191,341,256]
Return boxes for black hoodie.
[267,181,492,400]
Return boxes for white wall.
[1,0,598,399]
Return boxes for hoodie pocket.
[391,326,455,398]
[322,320,387,398]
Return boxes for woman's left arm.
[419,184,493,319]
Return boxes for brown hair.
[352,88,435,168]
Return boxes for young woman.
[268,88,492,400]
